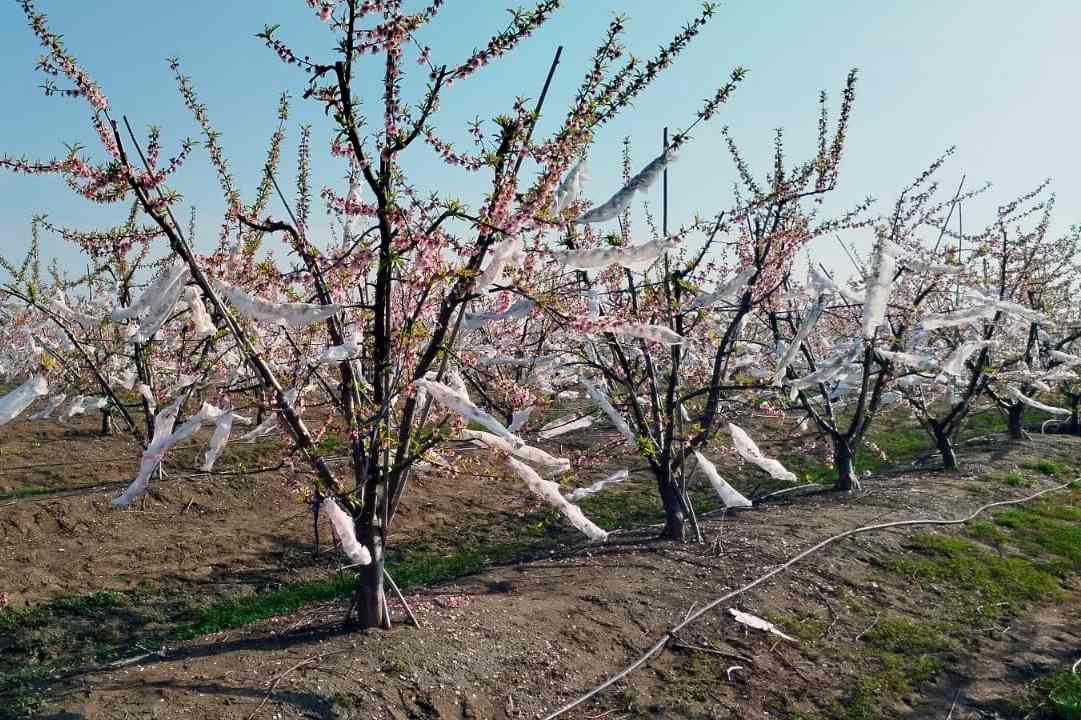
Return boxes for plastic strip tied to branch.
[505,456,607,541]
[574,149,676,225]
[566,469,631,502]
[321,497,372,566]
[414,378,522,447]
[214,280,342,328]
[728,422,797,482]
[693,451,752,508]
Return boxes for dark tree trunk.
[933,425,958,470]
[99,410,113,436]
[657,468,686,542]
[348,538,389,630]
[1007,404,1025,440]
[1068,397,1080,435]
[833,438,858,492]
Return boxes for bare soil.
[3,420,1077,719]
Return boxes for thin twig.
[944,689,961,720]
[247,649,348,720]
[670,639,753,664]
[108,645,168,668]
[540,480,1077,720]
[854,613,880,642]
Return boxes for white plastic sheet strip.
[0,374,48,426]
[505,456,607,541]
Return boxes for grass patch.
[862,616,948,656]
[866,424,932,465]
[805,654,946,720]
[780,422,929,486]
[958,408,1008,438]
[760,610,827,644]
[993,507,1081,568]
[0,483,50,500]
[890,532,1062,613]
[1029,459,1069,478]
[0,589,157,715]
[315,432,345,453]
[1004,470,1034,488]
[175,575,354,639]
[1015,670,1081,720]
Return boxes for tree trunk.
[933,426,958,470]
[657,468,686,542]
[99,410,113,436]
[832,438,858,492]
[1007,404,1025,440]
[1068,397,1080,436]
[347,539,389,630]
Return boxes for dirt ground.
[0,413,548,606]
[3,418,1078,719]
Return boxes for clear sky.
[1,1,1078,277]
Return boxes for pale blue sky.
[1,1,1078,276]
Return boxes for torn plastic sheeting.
[692,451,752,508]
[136,383,156,414]
[939,340,990,377]
[0,374,48,426]
[507,406,534,433]
[461,429,570,475]
[1049,350,1081,367]
[28,393,66,421]
[727,422,797,482]
[183,285,217,339]
[505,456,607,541]
[317,331,363,364]
[861,239,899,339]
[474,237,523,290]
[110,396,186,507]
[133,266,191,344]
[461,299,534,330]
[214,280,342,328]
[66,395,108,417]
[321,497,372,566]
[566,469,630,502]
[905,259,961,275]
[875,349,937,370]
[1005,385,1071,416]
[574,150,676,225]
[920,304,997,331]
[552,236,679,272]
[772,302,823,386]
[112,401,224,507]
[414,378,521,447]
[236,388,300,443]
[49,294,101,327]
[693,266,757,308]
[605,323,684,345]
[729,608,796,642]
[538,414,594,439]
[201,410,236,471]
[578,375,635,443]
[554,158,588,214]
[111,261,189,322]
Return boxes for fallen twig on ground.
[247,649,349,720]
[854,613,880,642]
